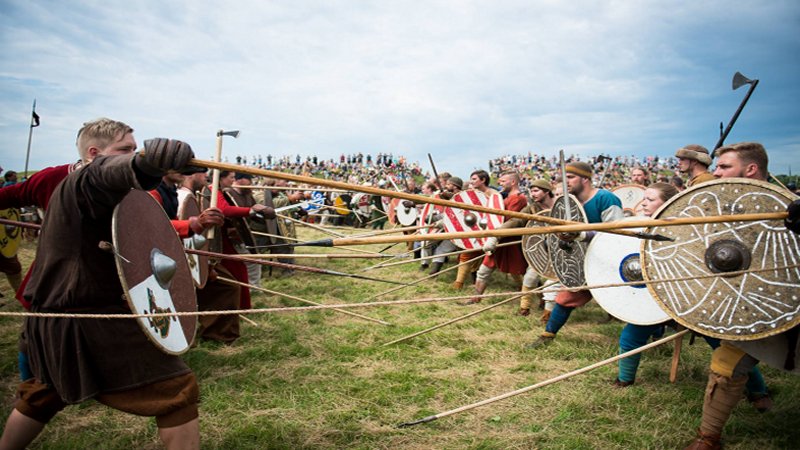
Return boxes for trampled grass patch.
[0,227,798,449]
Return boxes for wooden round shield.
[441,190,504,250]
[0,208,22,258]
[730,334,800,374]
[223,191,257,254]
[394,199,419,226]
[641,178,800,341]
[113,190,197,355]
[585,218,669,325]
[522,209,558,281]
[333,194,351,215]
[352,193,372,216]
[419,193,444,236]
[612,184,647,217]
[177,192,209,289]
[546,194,588,287]
[303,191,325,213]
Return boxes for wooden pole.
[217,276,391,326]
[397,330,690,427]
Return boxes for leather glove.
[402,200,415,208]
[786,199,800,235]
[482,236,498,253]
[250,204,276,220]
[136,138,196,176]
[189,207,224,234]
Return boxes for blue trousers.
[545,303,574,334]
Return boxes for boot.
[540,309,551,325]
[460,280,486,305]
[525,332,555,349]
[519,286,541,317]
[428,261,443,275]
[684,430,722,450]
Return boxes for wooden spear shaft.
[382,294,522,347]
[185,158,648,238]
[216,276,391,326]
[263,211,788,247]
[397,329,690,427]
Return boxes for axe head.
[217,129,241,138]
[732,72,755,90]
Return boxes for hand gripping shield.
[113,190,197,354]
[642,178,800,341]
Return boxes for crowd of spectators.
[488,152,680,189]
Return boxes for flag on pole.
[31,103,40,127]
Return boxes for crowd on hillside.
[217,150,682,191]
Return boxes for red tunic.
[483,191,527,275]
[215,191,254,309]
[0,163,75,309]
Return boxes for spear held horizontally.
[186,157,666,242]
[239,211,787,248]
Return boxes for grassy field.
[0,225,798,449]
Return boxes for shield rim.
[641,177,799,341]
[177,193,209,289]
[0,208,22,258]
[522,209,558,281]
[112,190,197,355]
[547,194,589,287]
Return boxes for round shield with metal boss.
[641,178,800,341]
[522,209,558,281]
[585,218,669,325]
[0,208,22,258]
[419,193,444,236]
[303,191,325,213]
[546,194,588,287]
[333,194,352,215]
[112,190,197,355]
[393,198,419,226]
[177,191,209,289]
[223,190,258,254]
[612,184,647,217]
[441,190,505,250]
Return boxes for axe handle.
[669,332,683,383]
[207,133,225,239]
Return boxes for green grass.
[1,226,799,449]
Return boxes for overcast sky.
[1,1,798,178]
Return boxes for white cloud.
[1,0,797,179]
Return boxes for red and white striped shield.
[418,193,445,235]
[441,190,505,250]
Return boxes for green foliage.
[1,228,799,449]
